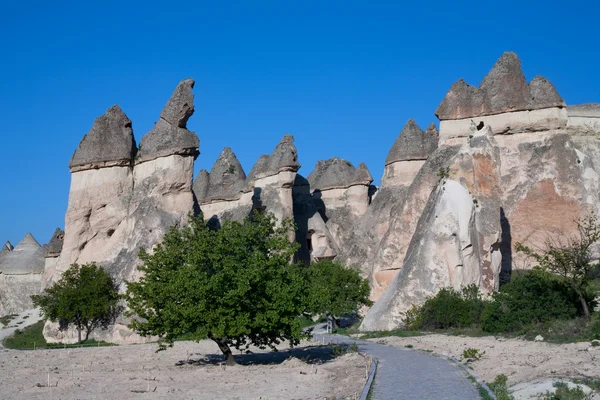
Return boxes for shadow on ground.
[176,344,350,366]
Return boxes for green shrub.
[481,268,590,333]
[462,347,485,361]
[411,284,487,330]
[487,374,512,400]
[585,315,600,340]
[541,381,592,400]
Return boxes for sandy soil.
[0,339,368,399]
[370,334,600,386]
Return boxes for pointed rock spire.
[479,52,529,113]
[435,52,564,120]
[136,79,200,163]
[14,233,41,251]
[1,241,13,253]
[196,147,248,203]
[386,120,439,165]
[45,228,64,258]
[307,158,373,190]
[528,76,565,109]
[69,105,137,171]
[0,233,44,274]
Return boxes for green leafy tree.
[516,212,600,321]
[31,263,121,344]
[305,259,372,325]
[125,212,307,365]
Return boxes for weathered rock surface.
[292,158,373,264]
[69,105,136,172]
[47,79,199,343]
[1,241,13,254]
[436,52,565,121]
[196,135,300,230]
[0,233,47,315]
[136,79,199,163]
[361,117,600,331]
[195,147,247,203]
[45,228,64,258]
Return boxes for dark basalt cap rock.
[434,80,489,121]
[136,79,200,163]
[247,135,300,181]
[479,52,529,114]
[435,52,565,120]
[196,147,248,203]
[69,105,137,171]
[307,157,373,190]
[45,228,64,258]
[528,76,565,109]
[385,119,439,165]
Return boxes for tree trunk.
[576,289,591,322]
[84,327,91,342]
[211,337,237,366]
[77,326,82,344]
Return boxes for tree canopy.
[305,259,371,318]
[31,263,121,343]
[125,212,371,365]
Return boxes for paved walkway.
[313,325,479,400]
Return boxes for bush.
[481,268,592,333]
[487,374,512,400]
[410,285,487,330]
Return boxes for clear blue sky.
[1,1,598,246]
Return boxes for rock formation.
[45,79,199,343]
[9,51,596,339]
[435,52,567,142]
[0,233,47,315]
[360,53,600,331]
[292,158,373,263]
[194,135,300,228]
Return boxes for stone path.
[313,325,479,400]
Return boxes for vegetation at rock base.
[404,284,486,330]
[31,263,121,344]
[125,212,371,365]
[2,320,112,350]
[515,212,600,321]
[399,213,600,343]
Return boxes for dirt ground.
[370,334,600,386]
[0,339,368,400]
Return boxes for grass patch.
[2,320,113,350]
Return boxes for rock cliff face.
[27,51,600,338]
[360,53,600,331]
[46,79,199,343]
